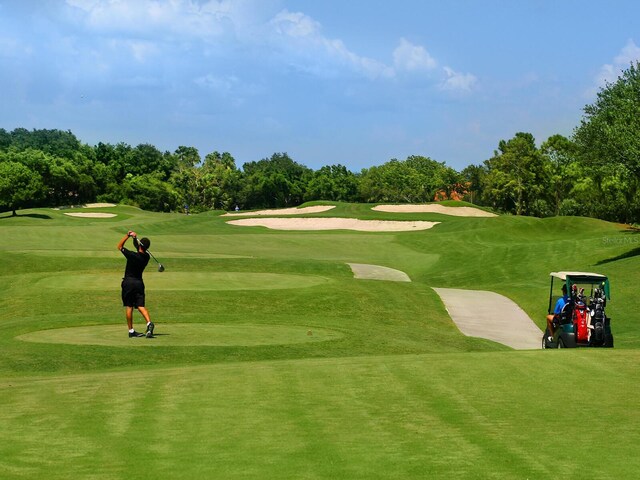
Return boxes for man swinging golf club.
[118,231,155,338]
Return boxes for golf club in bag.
[132,235,165,272]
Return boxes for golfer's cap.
[139,237,150,251]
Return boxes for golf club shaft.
[131,234,163,267]
[147,249,161,265]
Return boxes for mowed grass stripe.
[3,250,250,259]
[1,351,639,479]
[33,272,332,291]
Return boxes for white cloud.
[270,9,321,38]
[65,0,235,38]
[595,39,640,87]
[440,66,477,93]
[62,2,475,90]
[393,38,437,72]
[614,39,640,66]
[392,38,477,93]
[269,9,393,79]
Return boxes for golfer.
[546,283,569,341]
[118,231,155,338]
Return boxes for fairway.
[1,202,639,479]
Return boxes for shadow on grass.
[0,212,52,220]
[596,247,640,265]
[597,229,640,265]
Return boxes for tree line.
[2,62,639,223]
[0,128,465,215]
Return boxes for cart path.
[433,288,543,350]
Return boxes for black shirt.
[121,248,150,280]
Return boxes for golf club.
[132,235,165,272]
[147,249,165,272]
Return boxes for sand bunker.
[64,212,117,218]
[373,204,497,217]
[348,263,411,282]
[223,205,336,217]
[227,217,439,232]
[84,203,116,208]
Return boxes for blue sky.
[1,0,639,171]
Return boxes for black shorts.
[121,277,145,308]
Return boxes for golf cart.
[543,271,614,349]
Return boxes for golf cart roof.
[550,271,608,282]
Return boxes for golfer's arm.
[117,234,129,251]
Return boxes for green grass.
[19,324,343,347]
[1,202,639,479]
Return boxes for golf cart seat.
[558,302,573,325]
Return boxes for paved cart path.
[433,288,543,350]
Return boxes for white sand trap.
[373,204,497,217]
[84,203,116,208]
[348,263,411,282]
[433,288,543,350]
[223,205,336,217]
[64,212,117,218]
[227,217,439,232]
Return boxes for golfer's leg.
[546,315,554,335]
[126,307,134,330]
[138,306,151,324]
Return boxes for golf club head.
[158,264,165,272]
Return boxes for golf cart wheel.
[542,329,553,349]
[604,334,614,348]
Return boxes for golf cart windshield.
[548,271,610,314]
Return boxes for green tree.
[305,164,358,202]
[482,132,549,215]
[540,134,578,216]
[0,128,10,150]
[406,155,460,199]
[174,146,201,168]
[573,61,640,222]
[362,159,423,202]
[131,143,177,179]
[0,161,45,215]
[460,164,486,205]
[123,173,180,212]
[0,147,96,206]
[574,61,640,176]
[358,156,458,203]
[8,128,81,159]
[1,148,96,207]
[242,153,311,208]
[200,152,241,210]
